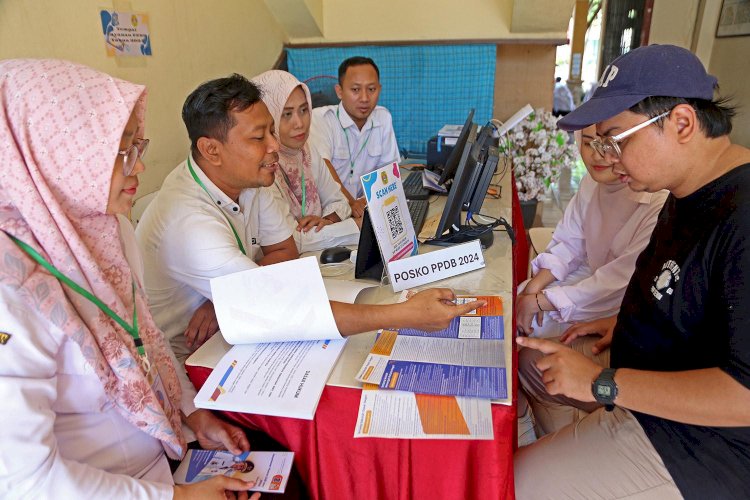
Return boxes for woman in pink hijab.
[0,59,258,499]
[252,70,360,253]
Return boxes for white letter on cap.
[599,64,619,87]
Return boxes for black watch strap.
[592,368,618,411]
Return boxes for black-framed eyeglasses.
[118,138,149,176]
[590,111,670,159]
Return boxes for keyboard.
[402,171,430,200]
[407,199,429,235]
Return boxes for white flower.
[506,108,578,201]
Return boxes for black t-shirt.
[612,163,750,499]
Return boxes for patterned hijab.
[0,59,184,458]
[252,70,322,219]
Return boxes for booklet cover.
[173,449,294,493]
[355,296,508,400]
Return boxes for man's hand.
[560,315,617,354]
[173,476,260,500]
[397,289,486,331]
[349,198,367,218]
[185,299,220,350]
[516,336,603,402]
[516,293,543,336]
[352,216,363,229]
[296,215,333,233]
[185,409,250,455]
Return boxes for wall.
[650,0,749,147]
[710,36,750,147]
[0,0,285,195]
[289,0,569,44]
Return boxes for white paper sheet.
[210,256,342,344]
[354,387,494,440]
[194,338,346,419]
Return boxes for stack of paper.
[353,295,509,440]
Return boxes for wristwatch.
[592,368,618,411]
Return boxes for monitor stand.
[425,225,494,249]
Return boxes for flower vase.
[520,199,538,230]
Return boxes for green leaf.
[556,133,565,146]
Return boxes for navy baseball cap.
[558,44,718,131]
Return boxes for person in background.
[553,76,576,117]
[0,59,258,500]
[516,124,667,339]
[252,69,361,253]
[515,44,750,499]
[136,73,484,363]
[308,56,400,217]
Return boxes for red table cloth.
[186,180,526,499]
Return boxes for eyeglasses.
[590,111,670,158]
[118,138,149,176]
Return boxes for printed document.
[354,385,494,440]
[210,256,341,344]
[355,296,509,400]
[173,449,294,493]
[194,338,345,419]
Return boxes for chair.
[130,190,158,227]
[303,75,338,108]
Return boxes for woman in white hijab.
[252,70,360,253]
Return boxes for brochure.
[355,296,508,400]
[173,449,294,493]
[354,384,494,440]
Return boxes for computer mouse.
[320,246,352,264]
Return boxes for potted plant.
[498,108,578,229]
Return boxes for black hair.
[338,56,380,84]
[182,73,263,155]
[630,95,737,138]
[555,76,562,83]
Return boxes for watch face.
[597,385,612,397]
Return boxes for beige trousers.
[515,337,682,499]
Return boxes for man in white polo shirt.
[136,74,481,363]
[308,57,400,217]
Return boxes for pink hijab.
[252,70,322,219]
[0,59,184,458]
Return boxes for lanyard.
[336,107,373,185]
[187,156,247,255]
[5,232,149,370]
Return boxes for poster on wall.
[99,10,152,56]
[717,0,750,37]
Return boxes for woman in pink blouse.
[516,124,668,340]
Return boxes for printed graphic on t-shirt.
[651,259,680,301]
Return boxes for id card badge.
[147,363,176,420]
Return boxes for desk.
[186,171,525,499]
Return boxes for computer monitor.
[468,146,500,214]
[437,109,475,186]
[430,127,490,245]
[461,123,497,208]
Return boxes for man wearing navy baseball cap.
[514,44,750,499]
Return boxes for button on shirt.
[135,156,293,361]
[308,103,400,199]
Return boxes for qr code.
[385,205,405,241]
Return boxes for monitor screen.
[437,108,475,186]
[434,126,478,239]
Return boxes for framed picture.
[717,0,750,37]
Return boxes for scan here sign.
[387,240,485,292]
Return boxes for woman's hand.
[296,215,333,233]
[185,409,250,455]
[516,293,543,336]
[173,476,260,500]
[560,316,617,354]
